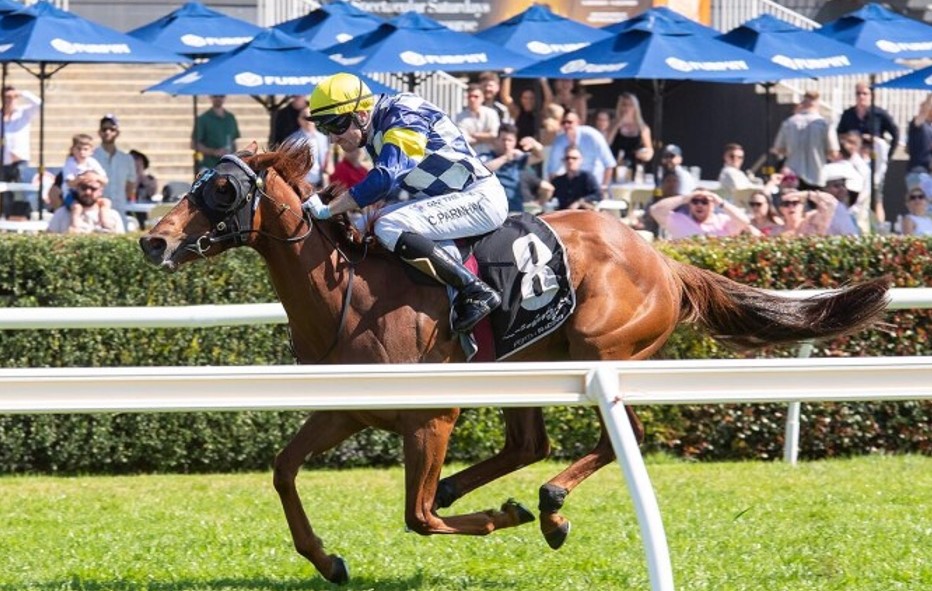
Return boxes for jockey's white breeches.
[371,176,509,251]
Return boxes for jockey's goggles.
[312,113,355,136]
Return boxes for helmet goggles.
[312,113,355,136]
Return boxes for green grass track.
[1,456,929,590]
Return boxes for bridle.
[184,152,363,363]
[184,153,314,256]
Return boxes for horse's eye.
[202,176,239,212]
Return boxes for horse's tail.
[671,261,889,349]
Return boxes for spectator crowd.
[2,75,930,240]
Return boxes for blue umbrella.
[0,0,24,13]
[145,25,393,143]
[0,1,189,206]
[474,4,611,62]
[326,11,534,89]
[0,1,188,64]
[147,29,392,97]
[513,14,796,83]
[602,6,719,37]
[126,1,263,58]
[876,64,932,90]
[512,12,799,161]
[273,0,383,51]
[127,1,264,175]
[816,3,932,61]
[720,14,905,78]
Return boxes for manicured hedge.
[0,233,929,474]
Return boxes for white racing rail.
[1,357,931,591]
[2,291,932,590]
[2,287,930,465]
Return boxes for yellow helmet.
[308,73,375,118]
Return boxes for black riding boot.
[395,232,501,333]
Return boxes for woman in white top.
[901,187,932,236]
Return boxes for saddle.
[454,213,576,361]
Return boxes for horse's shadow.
[1,572,523,590]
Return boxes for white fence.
[1,287,930,465]
[1,358,932,591]
[1,290,931,591]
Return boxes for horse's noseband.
[188,153,265,247]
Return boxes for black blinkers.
[188,154,263,244]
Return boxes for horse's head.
[139,140,315,271]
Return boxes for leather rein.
[186,153,365,363]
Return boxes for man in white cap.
[821,161,861,236]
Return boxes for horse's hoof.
[544,520,571,550]
[327,555,350,585]
[502,498,535,525]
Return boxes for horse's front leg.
[434,407,550,509]
[402,409,536,536]
[272,410,364,584]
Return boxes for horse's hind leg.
[272,410,364,585]
[537,413,640,550]
[434,408,550,509]
[402,410,536,536]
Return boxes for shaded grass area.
[1,456,930,590]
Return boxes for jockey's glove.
[302,194,332,220]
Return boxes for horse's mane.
[250,138,315,198]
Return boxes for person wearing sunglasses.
[543,110,616,189]
[746,191,783,236]
[302,73,508,334]
[46,170,124,234]
[771,186,848,237]
[901,187,932,236]
[837,82,898,223]
[648,189,757,240]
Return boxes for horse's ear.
[246,140,259,154]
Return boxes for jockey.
[302,72,508,334]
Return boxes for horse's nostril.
[139,236,167,263]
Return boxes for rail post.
[590,366,675,591]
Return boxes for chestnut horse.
[139,142,888,585]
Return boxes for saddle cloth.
[457,212,576,362]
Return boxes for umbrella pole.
[868,74,878,225]
[1,63,6,178]
[652,79,663,179]
[192,95,199,178]
[764,83,773,177]
[0,63,5,219]
[38,63,45,216]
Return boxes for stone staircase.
[4,62,274,188]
